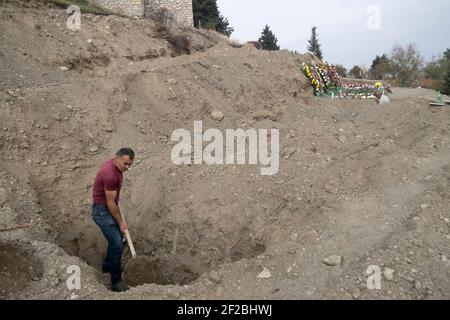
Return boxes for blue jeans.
[92,203,124,284]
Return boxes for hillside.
[1,0,449,299]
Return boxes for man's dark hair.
[116,148,135,160]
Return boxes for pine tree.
[443,48,450,95]
[444,71,450,95]
[308,26,323,60]
[444,48,450,60]
[216,14,234,37]
[258,25,280,51]
[193,0,234,37]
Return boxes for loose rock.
[211,110,224,122]
[383,268,394,281]
[323,255,342,266]
[257,268,272,279]
[209,271,222,284]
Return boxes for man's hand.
[119,221,128,234]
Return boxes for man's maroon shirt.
[92,159,123,205]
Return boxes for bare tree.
[150,7,177,33]
[390,43,423,87]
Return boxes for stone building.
[90,0,193,26]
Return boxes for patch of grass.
[43,0,112,15]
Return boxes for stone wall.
[89,0,193,26]
[91,0,143,17]
[144,0,193,27]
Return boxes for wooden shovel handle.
[125,229,137,258]
[119,206,137,258]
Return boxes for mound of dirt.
[0,242,43,299]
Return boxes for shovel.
[120,207,136,258]
[124,229,137,258]
[119,208,162,286]
[119,207,164,287]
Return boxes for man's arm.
[105,190,127,233]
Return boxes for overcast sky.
[216,0,450,69]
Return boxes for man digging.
[91,148,134,292]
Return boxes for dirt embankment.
[1,0,449,299]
